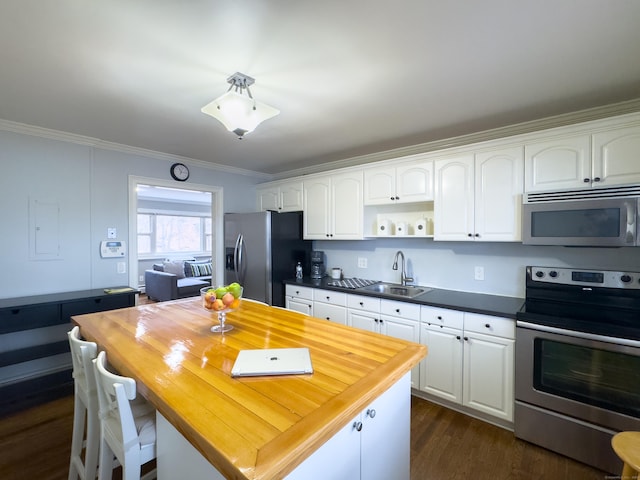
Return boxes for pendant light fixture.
[201,72,279,139]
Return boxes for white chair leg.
[68,400,86,480]
[122,450,142,480]
[97,438,114,480]
[84,409,100,480]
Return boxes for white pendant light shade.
[201,72,279,138]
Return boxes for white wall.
[0,129,262,299]
[315,239,640,298]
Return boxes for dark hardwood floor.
[0,389,613,480]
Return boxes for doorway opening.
[127,176,223,292]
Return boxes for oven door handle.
[516,321,640,348]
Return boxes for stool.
[612,431,640,480]
[93,350,157,480]
[68,326,100,480]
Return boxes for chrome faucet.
[392,250,414,286]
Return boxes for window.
[137,214,211,256]
[136,185,212,257]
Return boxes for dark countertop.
[0,287,139,309]
[284,277,524,319]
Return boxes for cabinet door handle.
[326,296,330,300]
[390,196,395,201]
[468,233,473,237]
[437,316,442,320]
[456,335,461,340]
[395,196,400,200]
[475,233,480,237]
[359,302,364,306]
[325,317,330,320]
[366,409,376,418]
[353,421,363,432]
[584,178,591,183]
[593,177,601,182]
[485,323,491,328]
[395,308,400,313]
[464,336,469,341]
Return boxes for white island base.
[156,373,410,480]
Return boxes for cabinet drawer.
[0,304,61,334]
[313,289,347,306]
[464,313,514,339]
[347,294,380,312]
[421,305,463,330]
[285,285,314,301]
[62,295,132,319]
[380,299,420,320]
[314,302,347,324]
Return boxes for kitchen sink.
[357,282,430,299]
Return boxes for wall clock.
[170,163,190,182]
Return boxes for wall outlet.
[474,266,484,281]
[117,262,126,274]
[357,257,368,268]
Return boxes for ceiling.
[1,1,640,176]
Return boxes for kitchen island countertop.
[73,297,425,480]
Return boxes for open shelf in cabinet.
[363,202,434,238]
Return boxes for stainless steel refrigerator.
[224,211,312,307]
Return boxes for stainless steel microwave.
[523,186,640,247]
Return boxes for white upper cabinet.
[364,159,433,205]
[592,125,640,187]
[434,147,523,241]
[525,123,640,192]
[434,154,475,241]
[303,171,363,240]
[524,135,592,192]
[475,147,524,242]
[256,180,304,212]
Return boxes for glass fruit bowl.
[201,283,243,333]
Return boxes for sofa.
[144,258,212,301]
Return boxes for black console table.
[0,287,139,415]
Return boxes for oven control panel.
[530,266,640,289]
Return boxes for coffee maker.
[310,250,325,279]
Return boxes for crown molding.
[0,118,270,180]
[274,97,640,180]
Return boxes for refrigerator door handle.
[235,233,245,284]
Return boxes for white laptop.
[231,348,314,377]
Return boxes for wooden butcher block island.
[73,297,426,480]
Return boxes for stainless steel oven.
[515,266,640,473]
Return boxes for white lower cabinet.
[285,285,314,315]
[419,306,514,422]
[158,373,411,480]
[286,373,410,480]
[347,294,381,332]
[347,297,420,388]
[313,289,347,325]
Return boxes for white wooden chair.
[93,350,157,480]
[67,326,100,480]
